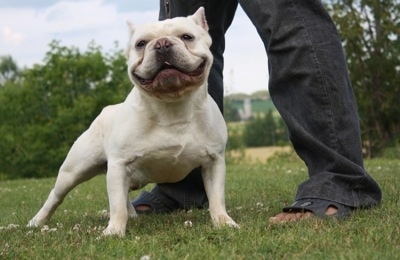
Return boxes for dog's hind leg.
[127,194,138,218]
[27,128,106,228]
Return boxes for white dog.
[28,7,238,237]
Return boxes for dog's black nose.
[154,38,172,53]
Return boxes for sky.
[0,0,269,94]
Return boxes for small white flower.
[135,236,141,240]
[41,225,50,233]
[98,210,109,218]
[140,255,151,260]
[184,220,193,228]
[64,209,68,214]
[7,224,20,229]
[256,202,264,208]
[73,224,81,232]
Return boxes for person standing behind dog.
[132,0,382,222]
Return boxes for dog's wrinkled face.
[126,8,212,101]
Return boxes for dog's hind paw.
[128,204,138,218]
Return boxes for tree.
[223,95,241,122]
[0,55,19,85]
[325,0,400,156]
[0,41,131,179]
[243,110,289,147]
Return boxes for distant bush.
[243,111,289,147]
[0,41,131,179]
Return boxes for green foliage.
[0,55,19,85]
[243,111,289,147]
[225,123,246,164]
[223,95,241,122]
[379,140,400,159]
[326,0,400,156]
[224,95,288,148]
[0,41,131,179]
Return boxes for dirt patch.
[230,146,292,162]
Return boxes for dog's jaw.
[133,59,206,85]
[131,59,208,100]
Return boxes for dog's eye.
[181,34,194,41]
[136,40,147,48]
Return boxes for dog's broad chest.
[109,121,224,184]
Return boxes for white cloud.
[1,26,25,46]
[40,0,118,32]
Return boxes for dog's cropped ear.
[125,21,136,58]
[190,7,209,31]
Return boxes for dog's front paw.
[224,219,240,229]
[212,214,240,229]
[102,225,126,237]
[27,218,44,228]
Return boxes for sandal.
[283,198,353,219]
[131,191,173,214]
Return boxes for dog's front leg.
[202,155,239,228]
[28,132,105,228]
[103,161,131,237]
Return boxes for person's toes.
[268,211,312,224]
[268,212,286,223]
[269,205,338,224]
[325,205,338,216]
[135,204,151,212]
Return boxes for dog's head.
[126,7,212,101]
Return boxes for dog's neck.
[128,85,208,126]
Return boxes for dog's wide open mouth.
[133,60,206,86]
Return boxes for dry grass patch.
[230,146,292,162]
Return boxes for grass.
[1,154,399,259]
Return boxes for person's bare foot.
[268,205,338,224]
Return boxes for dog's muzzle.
[132,59,206,86]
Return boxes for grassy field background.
[1,149,399,259]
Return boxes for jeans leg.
[147,0,238,210]
[239,0,381,207]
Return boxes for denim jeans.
[151,0,381,210]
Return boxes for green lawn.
[1,156,399,259]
